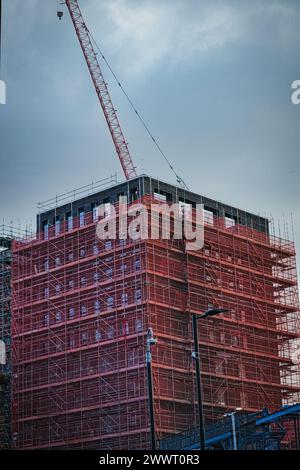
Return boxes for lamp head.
[195,308,229,319]
[147,327,157,345]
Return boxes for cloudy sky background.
[0,0,299,267]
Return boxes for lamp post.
[146,327,158,450]
[224,408,243,450]
[192,308,229,450]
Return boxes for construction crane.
[62,0,137,180]
[59,1,188,189]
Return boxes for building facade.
[0,229,13,449]
[11,176,300,449]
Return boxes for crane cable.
[87,28,189,190]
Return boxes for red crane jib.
[65,0,137,180]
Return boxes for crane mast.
[65,0,137,180]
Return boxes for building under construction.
[0,227,13,449]
[10,175,300,449]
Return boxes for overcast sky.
[0,0,300,266]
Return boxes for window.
[128,379,139,396]
[68,334,75,348]
[93,243,99,255]
[100,357,111,372]
[106,267,113,278]
[121,263,127,274]
[102,197,111,217]
[55,216,60,235]
[107,326,114,339]
[68,279,74,290]
[179,200,192,217]
[154,191,167,202]
[105,241,112,251]
[121,293,128,306]
[95,329,101,342]
[93,272,100,282]
[121,321,129,335]
[204,209,214,225]
[135,319,143,333]
[134,259,141,270]
[80,247,86,257]
[107,296,114,309]
[42,221,49,240]
[130,187,138,202]
[94,300,101,313]
[68,252,74,262]
[55,256,61,267]
[225,216,235,228]
[44,258,49,272]
[135,289,142,303]
[55,284,62,295]
[80,276,86,287]
[80,305,87,316]
[81,331,88,344]
[79,208,85,227]
[44,287,49,299]
[69,307,75,319]
[44,314,50,326]
[55,311,62,323]
[128,349,137,366]
[66,212,73,231]
[91,203,99,222]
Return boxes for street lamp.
[192,308,229,450]
[146,327,158,450]
[224,408,243,450]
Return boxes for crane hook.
[57,0,64,20]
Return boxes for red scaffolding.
[11,196,300,449]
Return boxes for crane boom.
[65,0,137,180]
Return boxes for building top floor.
[37,175,269,234]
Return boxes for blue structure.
[159,403,300,450]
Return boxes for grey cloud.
[0,0,299,282]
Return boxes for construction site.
[7,175,300,450]
[1,0,300,452]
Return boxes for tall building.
[0,228,13,449]
[11,175,300,449]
